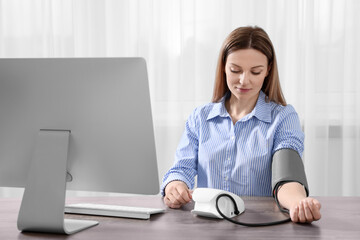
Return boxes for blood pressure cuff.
[271,148,309,197]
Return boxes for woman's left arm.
[277,182,321,223]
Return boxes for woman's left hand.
[289,197,321,223]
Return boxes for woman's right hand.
[164,181,192,208]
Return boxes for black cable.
[215,194,291,227]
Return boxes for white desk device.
[191,187,293,227]
[191,188,245,219]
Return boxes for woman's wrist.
[277,182,307,210]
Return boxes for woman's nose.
[239,72,249,85]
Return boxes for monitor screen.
[0,57,159,195]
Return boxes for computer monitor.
[0,58,160,234]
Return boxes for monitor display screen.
[0,58,159,195]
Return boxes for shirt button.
[225,176,228,181]
[231,136,235,140]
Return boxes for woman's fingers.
[291,198,322,223]
[164,181,192,208]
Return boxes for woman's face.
[225,48,269,103]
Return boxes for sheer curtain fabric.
[0,0,359,196]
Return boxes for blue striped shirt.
[161,91,304,196]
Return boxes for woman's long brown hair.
[212,26,286,106]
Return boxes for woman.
[161,26,321,223]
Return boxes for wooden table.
[1,196,359,239]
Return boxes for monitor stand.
[17,130,98,234]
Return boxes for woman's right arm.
[161,108,200,208]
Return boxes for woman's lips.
[236,87,251,93]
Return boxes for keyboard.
[64,203,165,220]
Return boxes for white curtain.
[0,0,359,197]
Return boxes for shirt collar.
[207,93,230,121]
[250,91,272,123]
[207,91,272,123]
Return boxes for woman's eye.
[230,69,261,75]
